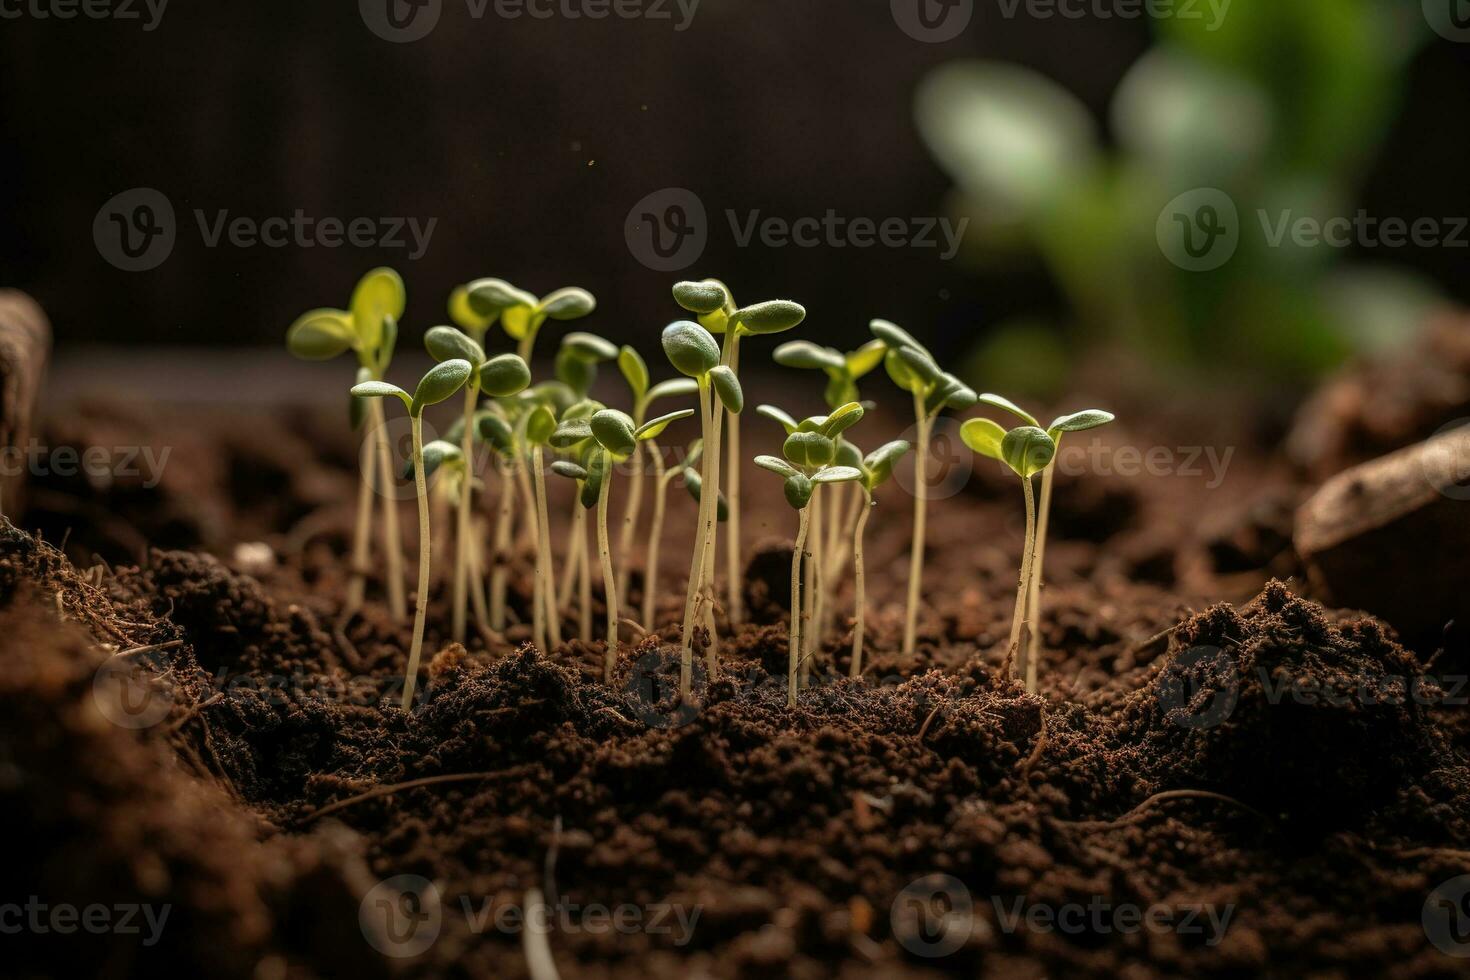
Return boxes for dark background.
[1,1,1468,368]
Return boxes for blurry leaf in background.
[1111,48,1273,187]
[1157,0,1427,176]
[915,62,1100,230]
[916,0,1441,388]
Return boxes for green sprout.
[771,338,888,410]
[754,403,866,707]
[845,439,912,679]
[463,279,597,363]
[972,396,1115,691]
[286,267,409,623]
[673,281,806,632]
[869,318,978,657]
[351,359,474,710]
[550,398,608,645]
[661,318,744,699]
[642,439,712,631]
[522,400,561,655]
[960,417,1057,691]
[613,345,699,627]
[425,325,531,644]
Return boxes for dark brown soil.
[5,371,1470,978]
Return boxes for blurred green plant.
[916,0,1438,386]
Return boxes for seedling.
[662,319,744,698]
[643,439,712,630]
[673,281,806,628]
[522,400,561,654]
[771,338,888,410]
[351,359,474,710]
[286,267,409,622]
[755,403,866,707]
[463,279,597,363]
[425,325,531,643]
[869,318,978,656]
[974,395,1115,691]
[846,439,912,679]
[960,417,1056,691]
[613,344,699,625]
[550,398,608,645]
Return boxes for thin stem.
[725,338,744,624]
[1025,459,1057,686]
[903,397,929,655]
[598,451,619,682]
[678,381,713,700]
[343,428,375,617]
[371,398,408,621]
[701,372,726,675]
[800,487,818,689]
[644,446,673,631]
[850,488,873,679]
[489,454,515,631]
[807,487,824,671]
[402,414,431,712]
[531,445,555,652]
[467,515,492,634]
[1007,476,1039,689]
[615,429,646,619]
[577,504,592,644]
[451,385,477,643]
[788,505,810,708]
[559,497,583,610]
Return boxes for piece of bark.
[1294,426,1470,650]
[0,291,51,515]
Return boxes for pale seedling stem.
[904,390,930,656]
[788,503,811,708]
[678,379,713,700]
[404,412,432,709]
[850,487,874,679]
[615,434,645,618]
[451,384,476,643]
[1024,463,1055,685]
[724,338,744,624]
[489,454,515,631]
[1010,473,1039,688]
[531,444,555,653]
[596,449,619,680]
[643,444,674,630]
[577,508,592,645]
[700,376,725,674]
[371,398,409,621]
